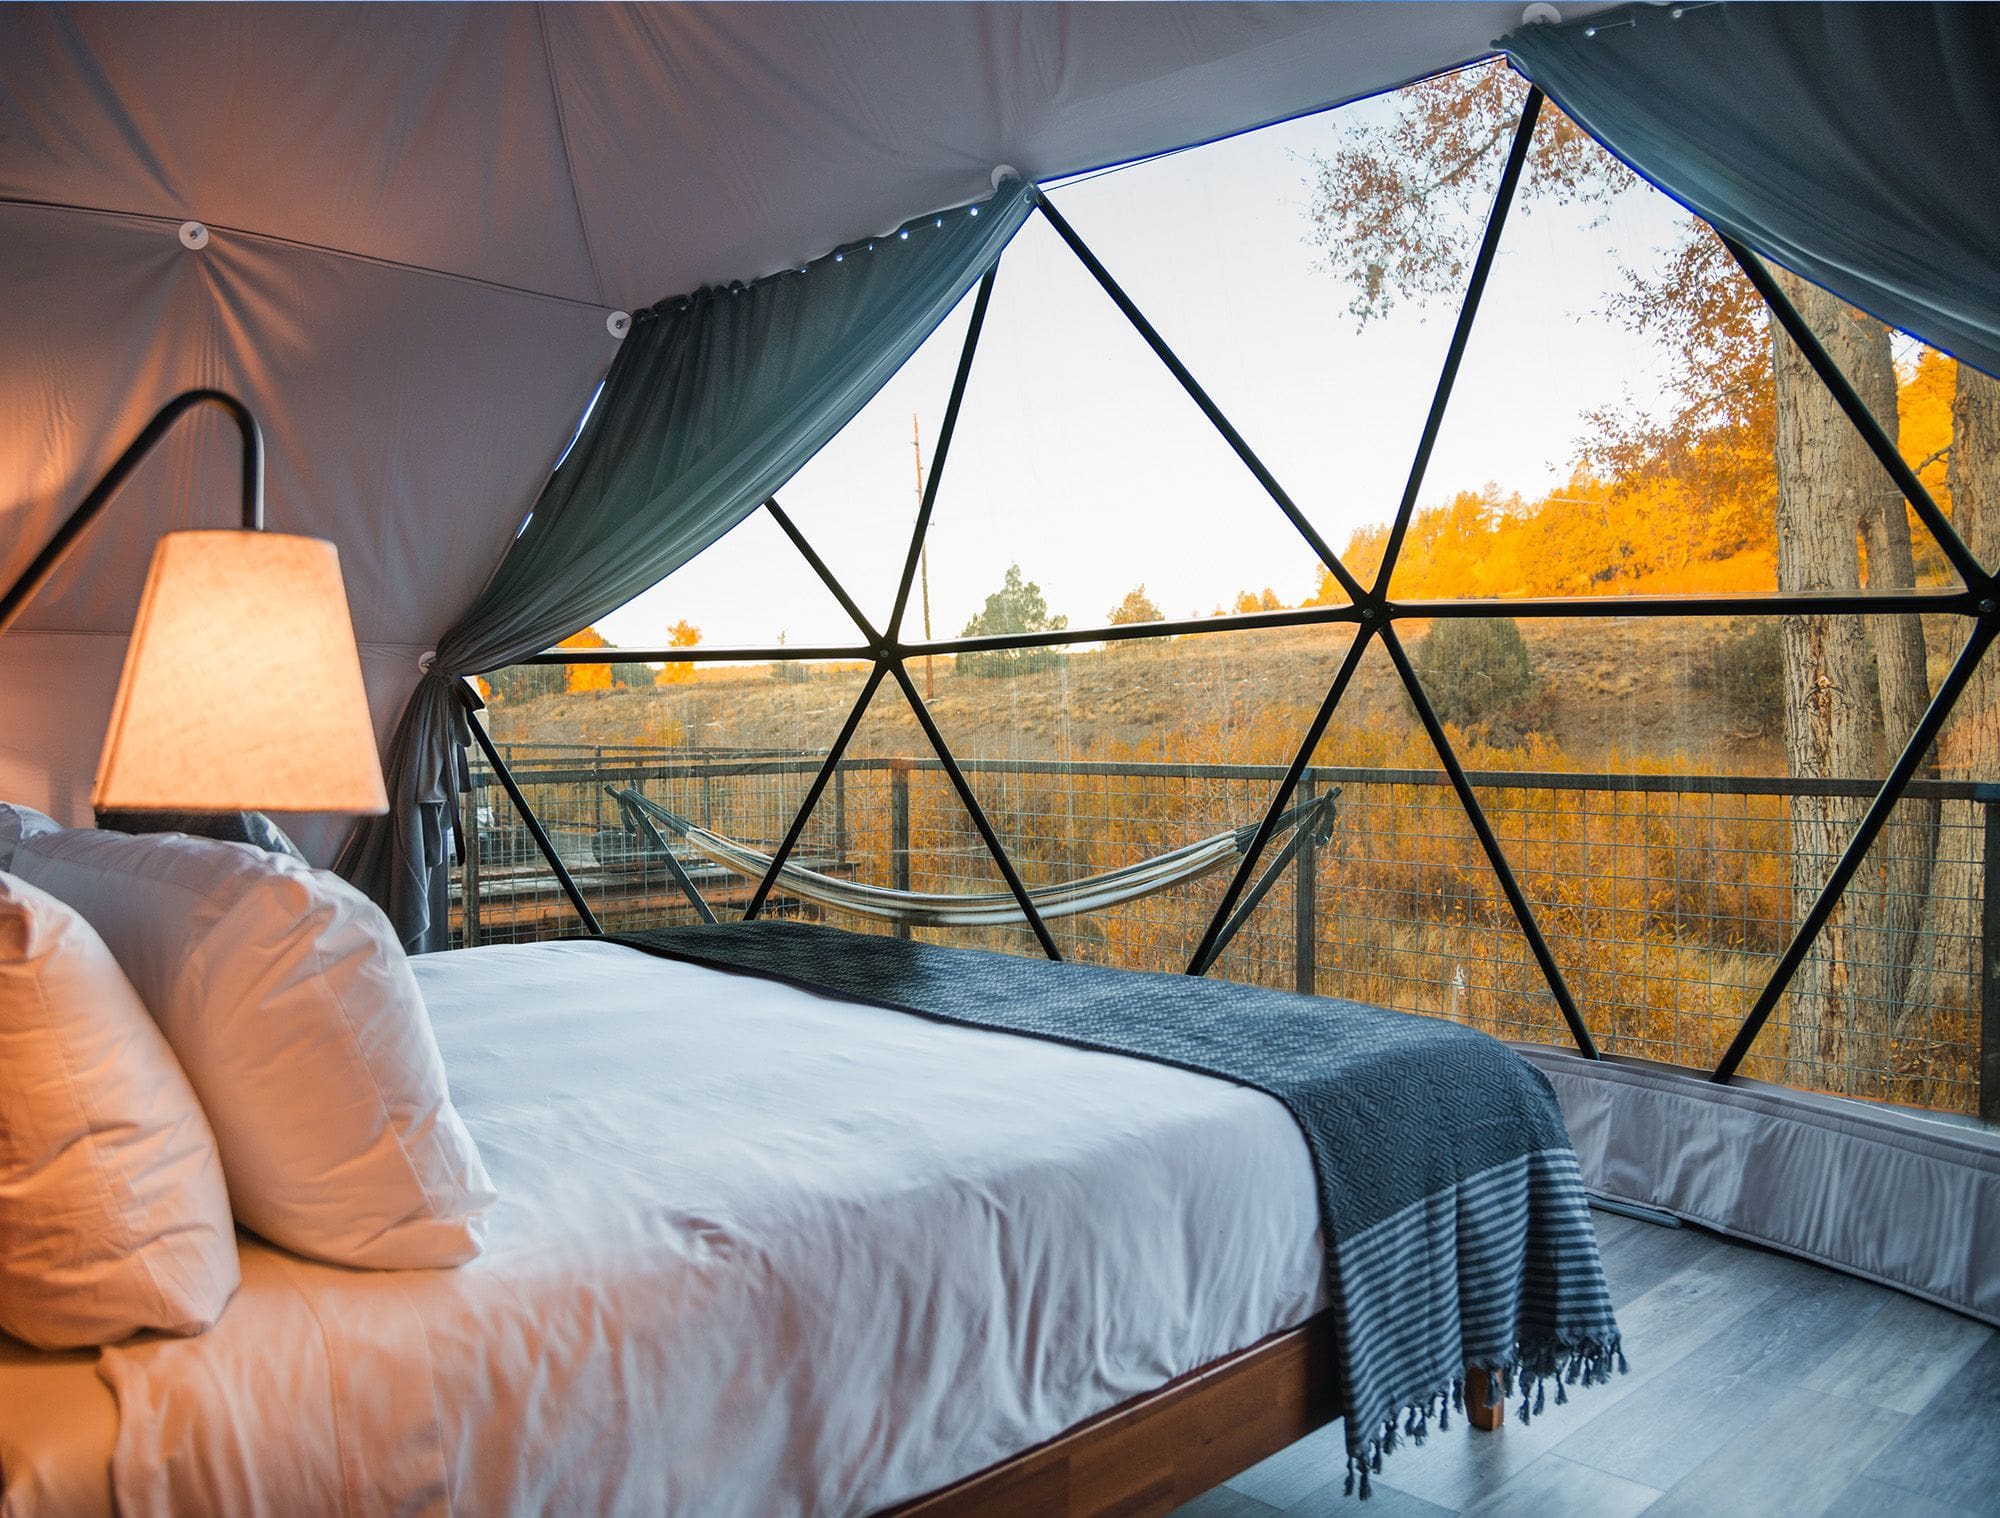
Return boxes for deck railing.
[451,745,2000,1121]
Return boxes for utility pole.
[913,413,934,699]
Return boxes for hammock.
[606,783,1337,929]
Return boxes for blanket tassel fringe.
[1342,1338,1625,1500]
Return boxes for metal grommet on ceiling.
[606,310,631,339]
[178,220,209,250]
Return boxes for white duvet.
[96,939,1325,1517]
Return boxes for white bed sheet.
[92,939,1325,1517]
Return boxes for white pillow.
[0,801,60,872]
[13,830,496,1269]
[0,872,240,1348]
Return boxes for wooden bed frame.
[888,1314,1503,1518]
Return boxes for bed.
[3,937,1341,1516]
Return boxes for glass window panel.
[1242,631,1578,1048]
[1429,611,1992,1110]
[914,209,1344,646]
[763,676,1045,956]
[1735,614,1992,1113]
[463,658,874,942]
[1037,61,1522,602]
[1377,88,1964,603]
[924,621,1359,971]
[771,294,981,631]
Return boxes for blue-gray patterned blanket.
[606,921,1623,1497]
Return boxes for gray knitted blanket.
[607,922,1622,1497]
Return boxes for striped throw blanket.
[608,922,1623,1497]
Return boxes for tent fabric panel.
[0,201,618,644]
[0,205,220,632]
[0,4,1600,311]
[0,197,613,863]
[1505,2,2000,379]
[0,2,601,303]
[542,1,1567,303]
[1523,1048,2000,1327]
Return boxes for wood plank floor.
[1170,1209,1998,1518]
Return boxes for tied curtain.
[1503,2,2000,381]
[339,179,1036,951]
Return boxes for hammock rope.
[606,783,1337,928]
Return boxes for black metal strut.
[1,388,265,637]
[465,705,603,936]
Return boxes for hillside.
[485,612,1799,777]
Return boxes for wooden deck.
[1173,1209,1998,1518]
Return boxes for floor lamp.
[0,389,387,816]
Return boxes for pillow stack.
[12,829,497,1271]
[2,816,497,1348]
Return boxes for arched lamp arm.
[0,388,265,637]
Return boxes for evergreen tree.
[957,565,1068,678]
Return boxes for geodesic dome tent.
[4,0,1999,1327]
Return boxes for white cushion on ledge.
[13,830,496,1269]
[0,871,239,1348]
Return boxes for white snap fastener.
[179,221,209,250]
[607,310,631,338]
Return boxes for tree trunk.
[1852,321,1937,1015]
[1770,270,1889,1093]
[1910,364,2000,1094]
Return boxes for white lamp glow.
[93,530,389,815]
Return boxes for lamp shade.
[93,531,389,814]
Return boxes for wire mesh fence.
[452,745,1996,1118]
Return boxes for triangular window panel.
[772,292,982,635]
[1375,85,1965,604]
[1735,785,1987,1115]
[1219,631,1575,1047]
[1437,612,1775,1067]
[913,209,1346,656]
[1038,59,1523,606]
[920,621,1359,971]
[466,656,876,942]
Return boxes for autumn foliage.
[1313,352,1958,605]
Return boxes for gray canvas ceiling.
[0,1,1586,854]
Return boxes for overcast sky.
[600,71,1692,654]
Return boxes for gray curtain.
[340,179,1036,951]
[1504,2,2000,380]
